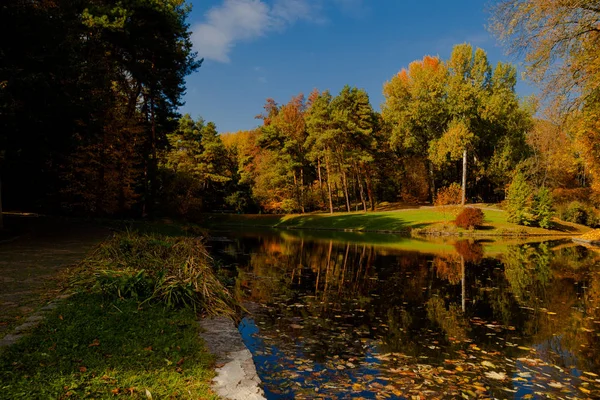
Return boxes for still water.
[208,230,600,399]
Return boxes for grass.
[204,206,591,237]
[0,231,238,399]
[74,231,237,314]
[0,293,217,399]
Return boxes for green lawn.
[0,293,217,400]
[204,206,590,236]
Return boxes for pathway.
[0,214,109,338]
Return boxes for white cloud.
[191,0,321,63]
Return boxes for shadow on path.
[0,214,109,337]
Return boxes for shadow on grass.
[550,221,581,233]
[277,213,432,232]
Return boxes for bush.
[75,232,237,314]
[435,183,462,206]
[506,171,533,225]
[560,201,599,227]
[454,207,485,229]
[532,187,554,228]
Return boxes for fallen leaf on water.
[584,371,599,377]
[580,387,591,394]
[481,361,495,368]
[485,371,507,380]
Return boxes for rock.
[0,333,25,347]
[199,316,265,400]
[14,321,40,333]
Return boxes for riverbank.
[203,206,591,237]
[0,228,248,399]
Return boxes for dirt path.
[0,214,109,338]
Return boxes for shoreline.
[205,221,587,238]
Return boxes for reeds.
[74,231,236,315]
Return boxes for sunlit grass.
[204,206,590,236]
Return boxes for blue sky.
[181,0,533,133]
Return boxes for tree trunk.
[461,149,467,206]
[0,174,3,230]
[145,90,157,217]
[325,155,334,214]
[341,169,351,212]
[355,164,367,212]
[365,170,375,211]
[317,158,326,209]
[428,160,436,203]
[461,255,466,312]
[300,167,305,213]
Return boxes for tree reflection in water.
[210,231,600,399]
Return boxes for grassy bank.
[0,231,236,399]
[204,206,591,236]
[0,294,217,399]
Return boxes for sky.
[181,0,534,133]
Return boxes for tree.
[491,1,600,194]
[305,90,336,213]
[383,44,532,204]
[0,0,201,217]
[506,171,533,225]
[257,95,308,213]
[532,187,554,229]
[428,119,474,205]
[490,0,600,110]
[382,55,448,199]
[330,86,377,212]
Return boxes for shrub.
[506,171,533,225]
[454,207,485,229]
[562,201,588,225]
[559,201,600,227]
[435,183,462,206]
[532,187,554,229]
[75,232,237,315]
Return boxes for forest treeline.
[1,0,600,222]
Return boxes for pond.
[207,229,600,399]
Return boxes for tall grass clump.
[75,231,236,315]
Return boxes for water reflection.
[209,231,600,399]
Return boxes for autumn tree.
[491,1,600,193]
[257,95,309,213]
[0,0,200,217]
[383,44,532,204]
[382,55,448,200]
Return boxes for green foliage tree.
[506,171,533,225]
[532,187,554,229]
[382,45,532,204]
[330,85,377,212]
[305,90,336,213]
